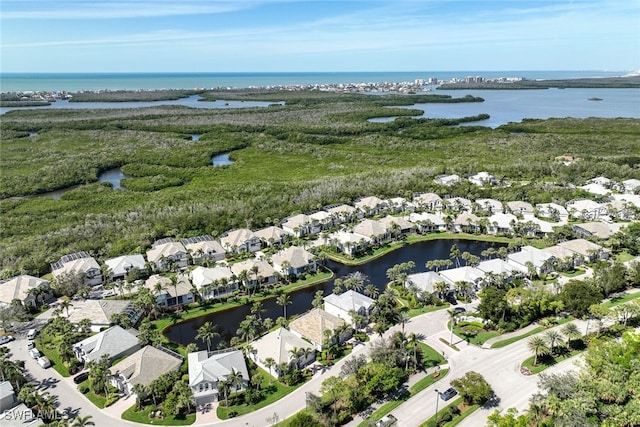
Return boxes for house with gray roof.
[271,246,316,277]
[572,221,627,240]
[0,275,52,308]
[434,174,461,186]
[475,198,504,214]
[0,381,17,412]
[324,204,357,223]
[51,252,102,287]
[557,239,609,263]
[188,349,250,405]
[73,325,140,364]
[487,213,518,235]
[323,290,374,325]
[281,214,320,237]
[379,215,415,235]
[182,236,226,264]
[108,346,182,395]
[104,254,147,282]
[248,327,315,378]
[536,203,569,221]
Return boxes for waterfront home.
[254,226,288,247]
[379,215,415,235]
[506,201,535,218]
[324,204,357,224]
[104,254,146,282]
[443,197,473,212]
[230,259,278,289]
[475,198,504,214]
[190,266,238,299]
[413,192,443,212]
[323,290,374,326]
[572,221,627,240]
[143,274,194,308]
[146,239,188,272]
[328,230,371,256]
[434,174,461,186]
[249,327,315,378]
[507,246,555,275]
[439,266,485,292]
[566,199,607,220]
[188,349,250,405]
[542,245,583,269]
[182,235,226,265]
[73,325,140,364]
[452,212,481,233]
[536,203,569,221]
[487,213,518,235]
[354,196,387,217]
[51,252,102,287]
[0,275,52,308]
[220,229,262,253]
[271,246,316,278]
[289,308,351,350]
[352,219,390,245]
[281,214,320,237]
[475,259,520,285]
[524,217,556,236]
[468,171,497,186]
[409,212,447,233]
[622,178,640,194]
[557,239,609,263]
[407,271,448,298]
[108,346,182,395]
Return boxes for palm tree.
[561,323,582,350]
[196,322,220,353]
[131,383,147,410]
[71,415,95,427]
[527,336,550,366]
[364,284,379,299]
[447,309,458,345]
[59,297,73,318]
[276,293,292,321]
[311,290,324,309]
[227,368,244,393]
[434,281,449,300]
[544,330,563,355]
[264,357,276,384]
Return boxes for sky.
[1,0,639,73]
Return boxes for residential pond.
[163,238,502,349]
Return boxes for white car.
[37,356,51,368]
[0,335,14,345]
[29,348,41,359]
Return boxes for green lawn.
[601,291,640,309]
[491,327,543,349]
[560,268,585,278]
[35,338,70,377]
[407,304,448,318]
[419,343,446,368]
[216,368,303,419]
[521,346,585,375]
[122,404,196,425]
[418,397,480,427]
[615,251,636,263]
[453,322,499,346]
[410,368,449,395]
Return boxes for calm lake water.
[164,239,501,349]
[369,88,640,128]
[37,167,126,199]
[212,153,234,167]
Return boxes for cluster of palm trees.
[527,322,583,366]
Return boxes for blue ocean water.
[0,70,631,92]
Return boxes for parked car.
[37,356,51,368]
[27,328,37,340]
[73,372,89,384]
[453,307,466,314]
[376,414,398,427]
[0,335,14,345]
[27,340,35,350]
[29,348,41,359]
[440,387,458,401]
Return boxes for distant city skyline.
[1,0,639,73]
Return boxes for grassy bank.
[122,404,196,425]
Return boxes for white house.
[354,196,387,216]
[253,226,288,247]
[281,214,319,237]
[443,197,473,212]
[413,192,443,211]
[439,266,485,289]
[73,325,140,363]
[190,266,238,299]
[230,259,278,289]
[328,230,371,256]
[323,290,374,325]
[379,215,415,235]
[621,179,640,194]
[143,274,194,308]
[0,275,52,308]
[62,299,141,332]
[408,271,448,298]
[572,222,626,240]
[108,346,182,395]
[536,203,569,221]
[353,219,390,244]
[289,308,350,350]
[434,174,461,186]
[146,239,188,272]
[566,199,607,220]
[248,327,315,378]
[386,197,414,213]
[309,211,333,229]
[324,204,357,224]
[468,171,497,186]
[409,212,447,233]
[487,213,518,235]
[220,229,262,253]
[271,246,316,278]
[507,246,555,275]
[182,236,226,264]
[188,349,250,405]
[556,239,609,263]
[475,198,504,214]
[453,212,481,233]
[579,183,611,196]
[51,252,102,287]
[104,254,146,282]
[506,201,535,218]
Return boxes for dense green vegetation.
[1,89,639,277]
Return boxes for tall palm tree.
[434,281,449,300]
[276,294,292,321]
[544,330,563,355]
[227,369,244,392]
[59,297,73,318]
[264,357,276,384]
[561,323,582,350]
[196,322,219,353]
[131,383,147,410]
[364,284,379,299]
[447,309,459,345]
[527,336,550,366]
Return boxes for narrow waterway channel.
[164,239,502,349]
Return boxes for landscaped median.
[418,397,480,427]
[122,404,196,425]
